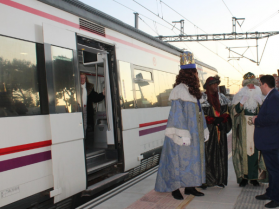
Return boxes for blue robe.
[155,97,207,192]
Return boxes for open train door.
[43,23,86,203]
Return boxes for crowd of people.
[155,51,279,208]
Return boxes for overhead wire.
[221,0,234,17]
[113,0,242,76]
[138,16,159,35]
[112,0,173,31]
[160,0,244,75]
[160,0,164,19]
[221,0,265,73]
[133,0,243,75]
[248,10,279,32]
[156,0,160,17]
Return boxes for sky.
[80,0,279,94]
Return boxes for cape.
[230,101,267,182]
[155,84,208,192]
[201,92,232,186]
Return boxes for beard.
[232,86,264,113]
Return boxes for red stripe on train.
[139,119,168,128]
[0,140,52,156]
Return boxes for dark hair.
[173,68,202,99]
[260,75,275,88]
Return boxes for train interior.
[77,45,120,187]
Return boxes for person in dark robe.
[155,51,209,200]
[80,72,105,133]
[200,76,232,188]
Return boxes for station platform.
[85,134,269,209]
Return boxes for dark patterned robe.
[201,93,232,186]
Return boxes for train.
[0,0,217,208]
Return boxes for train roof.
[38,0,183,56]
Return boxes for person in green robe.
[231,72,267,187]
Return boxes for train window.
[134,67,157,108]
[119,61,134,109]
[153,71,175,107]
[0,35,43,117]
[51,46,77,113]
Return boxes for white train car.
[0,0,218,208]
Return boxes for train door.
[42,23,86,203]
[77,43,118,185]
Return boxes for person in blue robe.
[155,51,209,200]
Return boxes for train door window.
[119,61,134,109]
[51,46,77,113]
[133,66,157,108]
[0,35,44,117]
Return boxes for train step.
[82,172,129,197]
[87,159,118,175]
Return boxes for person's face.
[259,82,267,95]
[80,74,86,85]
[209,83,219,93]
[247,83,255,89]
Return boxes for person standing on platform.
[231,72,267,187]
[254,75,279,208]
[200,76,232,188]
[155,51,209,200]
[80,72,105,133]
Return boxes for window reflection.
[134,69,157,108]
[0,35,42,117]
[154,71,176,107]
[134,69,152,80]
[51,46,77,113]
[119,61,134,109]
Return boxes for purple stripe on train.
[139,125,167,136]
[0,151,51,172]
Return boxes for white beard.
[232,86,264,113]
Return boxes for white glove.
[240,96,249,105]
[204,134,209,142]
[182,137,191,146]
[253,95,263,105]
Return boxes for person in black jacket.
[253,75,279,208]
[80,73,105,133]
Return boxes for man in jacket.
[80,73,105,133]
[253,75,279,208]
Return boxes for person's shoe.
[239,179,248,187]
[184,187,205,196]
[250,180,260,186]
[255,193,271,200]
[172,189,183,200]
[198,184,207,190]
[265,201,279,208]
[215,184,225,188]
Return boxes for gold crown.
[180,51,195,66]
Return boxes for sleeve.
[165,100,191,146]
[202,110,209,141]
[255,96,279,127]
[88,88,105,103]
[222,106,232,133]
[234,102,244,114]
